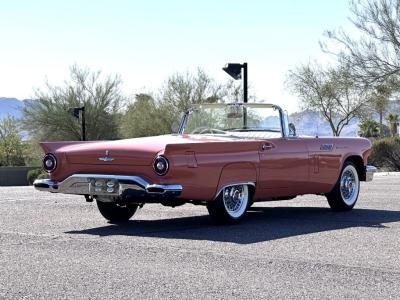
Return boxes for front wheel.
[96,199,138,223]
[326,161,360,211]
[207,184,250,224]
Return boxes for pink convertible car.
[34,103,376,224]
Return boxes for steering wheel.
[191,126,226,134]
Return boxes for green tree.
[120,94,171,138]
[387,113,399,137]
[287,62,369,136]
[120,69,242,138]
[158,69,226,129]
[22,65,124,141]
[0,115,25,166]
[23,138,44,166]
[369,85,391,135]
[358,118,380,137]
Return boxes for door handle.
[261,143,274,151]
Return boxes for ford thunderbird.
[34,103,376,224]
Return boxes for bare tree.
[157,69,226,131]
[160,69,224,111]
[287,62,370,136]
[322,0,400,87]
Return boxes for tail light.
[43,153,57,173]
[153,156,169,176]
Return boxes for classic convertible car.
[34,103,376,224]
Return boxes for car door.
[257,137,309,198]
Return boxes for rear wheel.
[207,184,250,224]
[326,161,360,211]
[96,199,138,223]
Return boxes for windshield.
[181,103,283,137]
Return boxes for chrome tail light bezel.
[42,153,57,173]
[153,155,169,176]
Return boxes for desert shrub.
[368,137,400,171]
[37,172,49,180]
[27,168,48,185]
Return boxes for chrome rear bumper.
[365,165,377,182]
[33,174,182,198]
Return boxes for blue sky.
[0,0,353,112]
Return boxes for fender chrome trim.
[33,174,182,197]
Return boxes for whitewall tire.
[207,184,250,224]
[326,161,360,211]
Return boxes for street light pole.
[222,62,248,127]
[243,63,248,103]
[68,106,86,141]
[81,106,86,141]
[222,62,248,103]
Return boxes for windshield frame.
[178,102,288,137]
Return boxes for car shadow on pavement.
[65,206,400,244]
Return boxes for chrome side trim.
[33,174,182,197]
[214,182,256,200]
[365,165,377,182]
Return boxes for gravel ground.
[0,175,399,299]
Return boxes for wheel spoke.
[339,166,359,206]
[222,185,249,219]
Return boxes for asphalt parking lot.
[0,174,399,299]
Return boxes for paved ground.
[0,174,399,299]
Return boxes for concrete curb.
[375,172,400,176]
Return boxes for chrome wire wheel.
[222,184,249,219]
[339,165,359,206]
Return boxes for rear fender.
[39,141,88,154]
[215,163,257,199]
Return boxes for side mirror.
[289,123,296,136]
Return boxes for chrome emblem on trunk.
[98,150,114,162]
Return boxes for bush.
[27,168,48,185]
[368,137,400,171]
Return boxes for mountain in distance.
[290,110,358,137]
[0,97,32,119]
[290,100,400,137]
